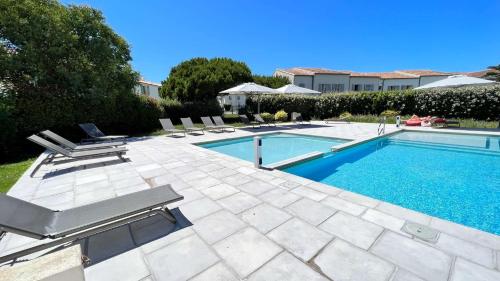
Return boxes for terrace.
[1,122,499,281]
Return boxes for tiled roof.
[139,80,161,87]
[461,69,498,78]
[396,70,451,76]
[279,67,350,76]
[350,72,417,79]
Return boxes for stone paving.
[1,122,500,281]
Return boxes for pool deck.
[1,122,500,281]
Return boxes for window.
[332,84,344,92]
[364,84,374,91]
[318,84,332,93]
[298,83,306,88]
[352,84,362,91]
[237,96,240,100]
[228,96,232,100]
[378,85,383,91]
[401,85,413,90]
[387,85,400,91]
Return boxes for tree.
[485,65,500,82]
[160,57,253,101]
[0,0,138,99]
[252,75,290,88]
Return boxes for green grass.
[0,158,35,193]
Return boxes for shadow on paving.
[33,208,192,267]
[41,158,131,179]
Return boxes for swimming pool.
[199,133,347,165]
[284,131,500,235]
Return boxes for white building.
[217,94,246,112]
[274,67,453,93]
[134,79,161,100]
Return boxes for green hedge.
[0,91,223,161]
[246,85,500,120]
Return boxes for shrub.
[380,110,400,117]
[247,85,500,120]
[223,104,231,111]
[260,112,274,122]
[339,112,352,119]
[159,98,223,124]
[274,110,288,122]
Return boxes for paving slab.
[451,258,500,281]
[248,252,328,281]
[391,269,425,281]
[259,188,301,208]
[291,186,328,201]
[285,198,336,226]
[371,231,452,281]
[201,183,239,200]
[267,218,332,261]
[190,263,238,281]
[193,210,246,244]
[321,196,366,216]
[85,249,149,281]
[217,192,261,214]
[319,212,383,250]
[433,233,494,268]
[213,227,282,278]
[241,204,292,233]
[314,239,394,281]
[237,180,275,195]
[146,235,219,281]
[179,198,222,221]
[362,209,408,236]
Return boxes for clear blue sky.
[62,0,499,82]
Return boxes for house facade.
[273,67,454,93]
[134,79,161,99]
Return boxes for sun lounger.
[254,114,276,126]
[292,112,310,125]
[212,116,236,132]
[239,115,260,128]
[159,118,186,136]
[40,130,125,151]
[180,118,204,134]
[79,123,127,142]
[27,135,127,177]
[0,184,183,264]
[201,116,223,132]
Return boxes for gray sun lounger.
[180,118,204,134]
[239,115,260,128]
[159,118,186,136]
[0,184,183,264]
[212,116,236,132]
[27,135,127,177]
[40,130,125,151]
[254,114,276,126]
[79,123,128,142]
[292,112,310,125]
[201,116,223,132]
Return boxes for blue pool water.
[199,133,347,165]
[285,131,500,235]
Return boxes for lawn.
[0,158,35,193]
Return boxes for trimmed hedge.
[0,91,223,161]
[246,85,500,120]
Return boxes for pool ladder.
[378,116,386,135]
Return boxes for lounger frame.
[0,185,182,264]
